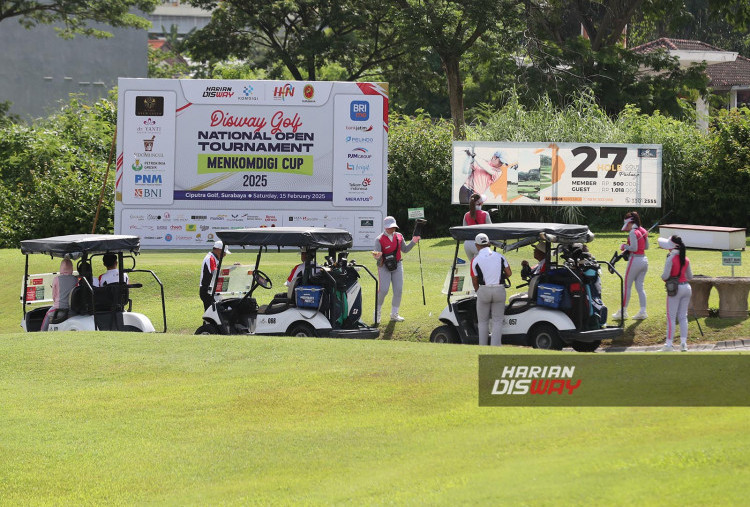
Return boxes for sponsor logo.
[303,84,314,101]
[136,118,161,134]
[239,84,259,102]
[344,196,374,202]
[165,234,173,242]
[348,147,373,159]
[135,96,164,116]
[203,86,234,98]
[360,219,374,227]
[170,225,182,231]
[186,224,197,232]
[346,124,374,132]
[131,159,143,171]
[348,178,373,191]
[192,215,208,220]
[134,188,162,199]
[163,212,171,219]
[346,135,374,143]
[147,214,162,220]
[200,225,210,231]
[362,177,372,186]
[273,83,295,101]
[143,136,155,151]
[157,225,168,230]
[346,162,372,172]
[134,174,162,185]
[350,100,369,121]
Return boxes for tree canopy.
[0,0,158,38]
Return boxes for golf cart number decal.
[508,318,517,325]
[268,318,276,324]
[242,174,268,187]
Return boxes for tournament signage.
[452,142,662,207]
[115,79,389,248]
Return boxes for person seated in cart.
[40,258,78,331]
[285,248,322,299]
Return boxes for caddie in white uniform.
[471,233,512,346]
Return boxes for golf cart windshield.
[449,222,592,244]
[216,227,353,250]
[20,234,140,258]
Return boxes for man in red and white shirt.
[200,240,230,310]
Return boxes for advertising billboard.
[452,142,662,207]
[115,79,389,248]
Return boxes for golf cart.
[196,227,380,339]
[430,223,624,351]
[20,234,167,332]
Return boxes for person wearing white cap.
[371,216,420,323]
[471,233,512,346]
[462,193,492,260]
[199,240,230,310]
[658,235,693,352]
[612,211,649,320]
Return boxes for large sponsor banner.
[452,142,662,207]
[115,79,388,248]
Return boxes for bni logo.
[350,100,369,121]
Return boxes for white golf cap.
[383,216,399,229]
[621,218,633,231]
[658,237,676,250]
[475,233,490,246]
[213,240,231,254]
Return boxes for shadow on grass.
[703,316,748,330]
[609,320,645,347]
[378,320,397,340]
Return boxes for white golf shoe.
[390,314,405,322]
[612,309,628,319]
[632,310,648,320]
[660,344,674,352]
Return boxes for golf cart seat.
[69,283,130,315]
[48,308,70,324]
[259,298,292,315]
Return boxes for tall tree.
[185,0,410,81]
[0,0,158,38]
[392,0,522,139]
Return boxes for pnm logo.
[350,100,369,121]
[135,174,162,184]
[273,84,295,101]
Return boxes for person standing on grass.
[462,193,491,260]
[371,216,420,324]
[471,233,511,346]
[200,240,230,311]
[659,235,693,352]
[613,211,649,320]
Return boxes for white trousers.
[476,285,506,346]
[666,283,692,345]
[623,254,648,310]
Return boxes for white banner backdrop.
[452,142,662,207]
[115,79,389,248]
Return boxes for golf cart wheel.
[288,322,316,337]
[429,325,460,344]
[527,323,563,350]
[571,340,601,353]
[195,323,219,335]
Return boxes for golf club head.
[413,218,427,238]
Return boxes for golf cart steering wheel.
[253,270,273,290]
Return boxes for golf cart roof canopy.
[20,234,141,258]
[216,227,353,250]
[450,222,592,243]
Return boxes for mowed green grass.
[3,230,749,345]
[1,332,749,504]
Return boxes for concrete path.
[586,338,750,353]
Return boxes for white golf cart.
[20,234,167,332]
[430,223,624,351]
[196,227,380,339]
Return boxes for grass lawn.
[1,333,749,504]
[3,230,749,346]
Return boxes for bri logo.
[350,100,369,121]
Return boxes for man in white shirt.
[471,233,512,346]
[94,253,128,287]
